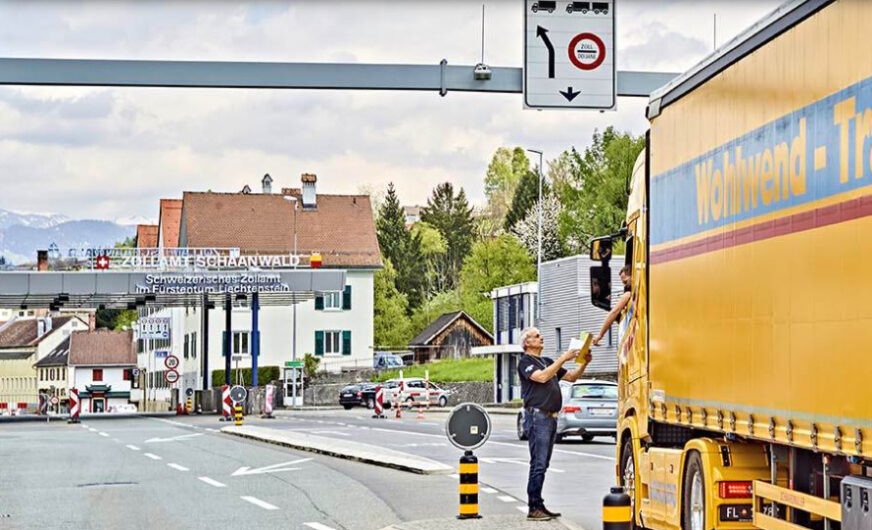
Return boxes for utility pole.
[526,148,544,323]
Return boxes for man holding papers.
[517,327,593,520]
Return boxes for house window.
[233,332,250,355]
[556,328,562,353]
[93,369,103,382]
[192,332,197,358]
[324,292,342,309]
[184,334,189,359]
[62,368,66,380]
[324,331,341,354]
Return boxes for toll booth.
[283,360,304,407]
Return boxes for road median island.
[220,425,454,475]
[378,514,585,530]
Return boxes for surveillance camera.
[474,63,492,81]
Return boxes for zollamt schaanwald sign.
[135,273,291,295]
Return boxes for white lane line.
[206,428,219,433]
[240,496,279,511]
[198,476,226,488]
[88,428,97,432]
[516,505,528,514]
[112,438,121,443]
[311,430,350,437]
[151,418,195,428]
[143,453,162,460]
[481,487,498,494]
[126,445,140,451]
[554,448,615,461]
[80,424,89,429]
[448,474,459,479]
[98,432,109,437]
[167,463,189,472]
[304,523,337,530]
[498,495,517,503]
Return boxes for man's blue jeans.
[524,409,558,510]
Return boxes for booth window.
[93,369,103,382]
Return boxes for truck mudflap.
[752,480,841,530]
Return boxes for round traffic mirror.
[445,402,491,451]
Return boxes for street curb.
[221,425,454,475]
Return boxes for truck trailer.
[588,2,872,530]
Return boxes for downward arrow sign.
[231,458,312,477]
[144,433,204,443]
[560,86,581,102]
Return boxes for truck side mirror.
[590,265,612,311]
[590,237,613,262]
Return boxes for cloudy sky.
[0,0,780,223]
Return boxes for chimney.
[301,173,317,209]
[262,173,273,194]
[37,250,48,272]
[44,315,52,333]
[241,184,252,194]
[37,318,45,337]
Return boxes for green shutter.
[342,330,351,355]
[342,285,352,310]
[314,295,324,310]
[315,331,324,356]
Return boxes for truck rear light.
[718,481,753,499]
[562,405,581,413]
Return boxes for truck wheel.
[619,437,637,529]
[581,434,595,442]
[682,451,706,530]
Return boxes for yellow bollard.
[186,398,193,414]
[234,404,243,426]
[603,486,632,530]
[457,451,481,519]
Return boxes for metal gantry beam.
[0,57,677,98]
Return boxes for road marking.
[145,433,204,443]
[516,505,528,514]
[167,463,189,472]
[311,430,350,436]
[304,523,337,530]
[152,418,195,428]
[80,424,89,429]
[88,428,97,432]
[231,458,311,477]
[98,432,109,437]
[206,428,219,433]
[498,495,517,503]
[481,487,498,494]
[448,474,459,479]
[143,453,162,460]
[126,445,140,451]
[240,496,279,511]
[197,476,226,488]
[112,438,121,443]
[554,448,615,461]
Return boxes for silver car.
[517,379,618,442]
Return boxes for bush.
[373,357,493,383]
[211,365,281,387]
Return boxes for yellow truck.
[589,2,872,530]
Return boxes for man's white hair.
[520,327,540,350]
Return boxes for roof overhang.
[470,345,524,356]
[0,270,346,309]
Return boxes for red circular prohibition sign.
[568,32,606,71]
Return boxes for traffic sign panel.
[165,355,179,370]
[165,369,180,384]
[524,0,616,109]
[50,396,59,405]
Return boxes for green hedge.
[211,366,281,387]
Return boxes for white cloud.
[0,0,781,220]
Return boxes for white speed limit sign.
[165,355,180,370]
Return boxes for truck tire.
[619,437,637,529]
[682,451,706,530]
[581,434,595,442]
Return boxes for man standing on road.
[518,327,593,521]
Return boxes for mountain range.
[0,209,137,265]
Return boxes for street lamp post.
[526,149,543,324]
[283,194,299,407]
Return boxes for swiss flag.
[95,255,110,270]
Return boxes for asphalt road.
[191,407,618,530]
[0,416,534,530]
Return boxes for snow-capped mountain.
[0,209,70,230]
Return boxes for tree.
[376,183,426,312]
[556,128,645,254]
[409,289,464,341]
[511,194,566,262]
[96,236,139,330]
[483,147,530,232]
[503,169,550,232]
[458,234,536,330]
[373,259,412,349]
[115,236,137,248]
[420,183,475,292]
[410,222,446,296]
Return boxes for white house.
[69,329,136,414]
[132,173,381,409]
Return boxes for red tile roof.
[0,316,78,348]
[180,191,382,268]
[68,329,135,365]
[159,199,183,248]
[136,224,158,248]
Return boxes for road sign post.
[524,0,616,109]
[446,403,492,520]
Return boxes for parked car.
[517,379,618,442]
[381,378,452,408]
[373,353,404,370]
[338,383,378,410]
